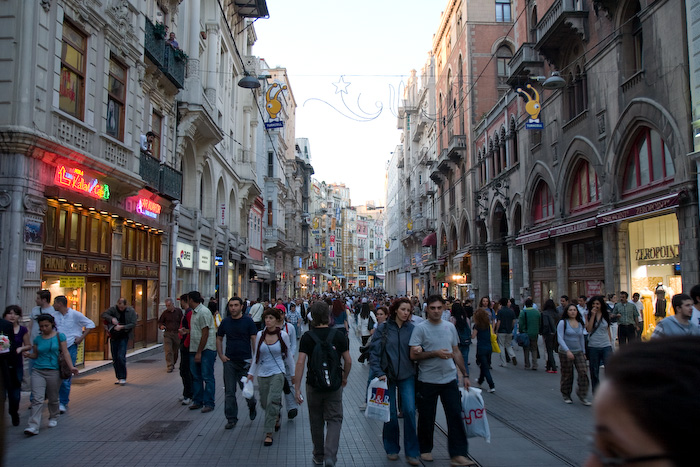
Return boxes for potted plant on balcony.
[174,49,188,62]
[153,21,167,39]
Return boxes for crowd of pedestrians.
[2,284,700,467]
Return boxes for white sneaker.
[488,388,496,393]
[59,404,66,414]
[118,379,126,385]
[181,398,192,405]
[48,419,58,428]
[24,427,39,436]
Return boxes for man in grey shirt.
[409,295,473,466]
[652,293,700,338]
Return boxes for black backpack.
[306,328,343,391]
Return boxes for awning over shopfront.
[597,193,679,226]
[452,251,468,263]
[422,232,437,247]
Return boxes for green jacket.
[519,307,541,340]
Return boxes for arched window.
[623,127,675,193]
[566,66,587,120]
[529,6,538,43]
[532,180,554,222]
[496,45,512,97]
[621,1,643,78]
[570,160,600,212]
[510,117,519,164]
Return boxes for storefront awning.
[597,193,679,226]
[549,217,597,237]
[422,232,437,247]
[516,229,550,245]
[452,251,468,263]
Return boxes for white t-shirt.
[692,305,700,328]
[358,312,377,337]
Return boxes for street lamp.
[237,72,260,89]
[532,72,567,90]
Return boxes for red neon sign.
[55,165,110,200]
[136,198,162,219]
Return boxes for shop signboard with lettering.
[199,250,212,271]
[176,242,193,269]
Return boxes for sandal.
[264,434,273,446]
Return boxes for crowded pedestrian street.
[3,318,592,467]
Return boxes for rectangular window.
[69,212,79,250]
[495,1,511,22]
[46,205,56,248]
[151,112,162,160]
[90,216,99,253]
[101,220,110,255]
[60,22,86,118]
[57,210,68,249]
[79,212,87,251]
[267,201,273,226]
[267,151,274,178]
[106,57,127,140]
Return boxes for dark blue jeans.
[383,377,419,458]
[6,360,23,416]
[416,379,468,457]
[223,359,256,422]
[59,343,78,405]
[459,345,470,376]
[179,344,193,399]
[110,338,128,380]
[476,348,494,389]
[588,346,612,393]
[190,350,216,408]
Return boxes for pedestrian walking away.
[294,301,352,467]
[540,299,559,373]
[158,298,183,373]
[519,299,541,370]
[494,297,516,367]
[557,304,590,405]
[101,298,137,385]
[409,295,475,466]
[217,296,258,429]
[472,308,495,392]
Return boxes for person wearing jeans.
[585,296,613,393]
[494,298,516,367]
[52,295,95,411]
[101,298,137,385]
[186,291,217,412]
[519,300,541,370]
[369,298,419,465]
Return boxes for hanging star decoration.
[304,75,384,122]
[332,76,350,94]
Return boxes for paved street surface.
[3,325,593,466]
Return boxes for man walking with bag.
[216,296,258,429]
[101,298,137,385]
[294,301,351,467]
[519,299,541,370]
[409,295,474,467]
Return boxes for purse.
[490,325,500,353]
[56,334,72,379]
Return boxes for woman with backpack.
[368,298,420,465]
[450,302,471,376]
[248,308,296,446]
[585,296,613,393]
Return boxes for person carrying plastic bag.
[460,387,491,443]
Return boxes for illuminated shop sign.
[136,198,162,219]
[55,165,110,200]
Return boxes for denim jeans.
[476,349,494,389]
[383,377,419,458]
[587,346,612,393]
[6,359,23,417]
[190,349,216,408]
[543,335,558,371]
[458,345,470,376]
[59,343,78,405]
[223,359,256,422]
[110,338,128,380]
[416,379,468,457]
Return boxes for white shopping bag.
[241,376,255,400]
[460,387,491,443]
[365,377,391,423]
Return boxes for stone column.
[185,0,201,97]
[555,238,567,298]
[486,242,502,301]
[602,224,619,296]
[469,245,488,301]
[205,24,219,103]
[507,236,523,300]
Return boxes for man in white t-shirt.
[690,284,700,328]
[409,295,473,466]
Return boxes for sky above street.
[254,0,447,206]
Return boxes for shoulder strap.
[325,328,337,344]
[308,329,321,345]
